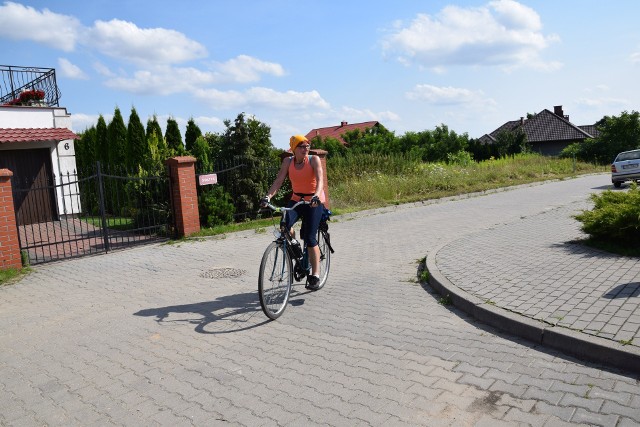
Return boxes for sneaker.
[305,275,321,291]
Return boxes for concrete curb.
[426,247,640,374]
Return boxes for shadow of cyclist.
[134,291,273,334]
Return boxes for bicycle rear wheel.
[258,241,293,320]
[315,230,331,290]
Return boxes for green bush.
[199,186,235,228]
[575,184,640,245]
[446,150,473,166]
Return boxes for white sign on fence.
[198,173,218,186]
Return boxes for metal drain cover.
[200,268,247,279]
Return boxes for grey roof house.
[478,106,598,156]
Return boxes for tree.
[75,126,96,171]
[165,117,184,154]
[218,113,277,216]
[145,130,163,174]
[185,118,202,153]
[340,124,397,155]
[593,111,640,162]
[146,115,168,163]
[146,115,163,143]
[310,136,346,158]
[127,107,147,170]
[493,128,528,158]
[107,107,127,169]
[96,115,109,165]
[205,132,224,162]
[560,111,640,164]
[191,135,212,172]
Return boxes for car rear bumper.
[612,171,640,182]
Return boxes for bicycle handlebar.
[263,199,309,212]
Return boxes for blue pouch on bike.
[321,207,332,222]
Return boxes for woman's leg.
[308,244,320,276]
[301,203,324,277]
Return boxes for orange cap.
[289,134,309,152]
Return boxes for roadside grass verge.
[193,153,606,237]
[328,153,606,212]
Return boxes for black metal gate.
[12,162,173,265]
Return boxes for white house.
[0,105,79,224]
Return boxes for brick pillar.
[166,156,200,237]
[279,149,330,208]
[0,169,22,270]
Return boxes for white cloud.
[58,58,88,80]
[194,87,331,110]
[338,106,401,123]
[576,97,629,109]
[92,61,115,77]
[103,54,287,95]
[381,0,558,70]
[0,1,80,51]
[192,115,226,132]
[86,19,207,65]
[631,52,640,64]
[104,66,217,95]
[212,55,286,83]
[406,84,487,105]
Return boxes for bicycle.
[258,199,334,320]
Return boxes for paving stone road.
[1,173,639,426]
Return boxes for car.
[611,149,640,188]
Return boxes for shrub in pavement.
[575,183,640,246]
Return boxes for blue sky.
[1,0,639,149]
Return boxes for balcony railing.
[0,65,61,107]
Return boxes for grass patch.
[192,217,278,237]
[82,216,134,231]
[0,268,31,286]
[438,295,453,306]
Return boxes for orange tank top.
[288,155,325,203]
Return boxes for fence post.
[0,169,22,270]
[166,156,200,237]
[279,149,330,209]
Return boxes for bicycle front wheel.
[258,241,293,320]
[315,230,331,290]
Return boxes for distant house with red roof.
[305,120,381,145]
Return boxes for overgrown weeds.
[328,153,605,212]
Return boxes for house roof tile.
[488,109,594,143]
[305,121,379,145]
[0,127,78,143]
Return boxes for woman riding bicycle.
[261,134,326,290]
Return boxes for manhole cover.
[200,268,246,279]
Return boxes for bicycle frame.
[264,200,310,273]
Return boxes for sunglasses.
[297,144,311,149]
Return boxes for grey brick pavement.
[1,173,639,426]
[430,184,640,371]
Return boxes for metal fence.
[0,65,61,107]
[196,156,285,225]
[12,162,172,265]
